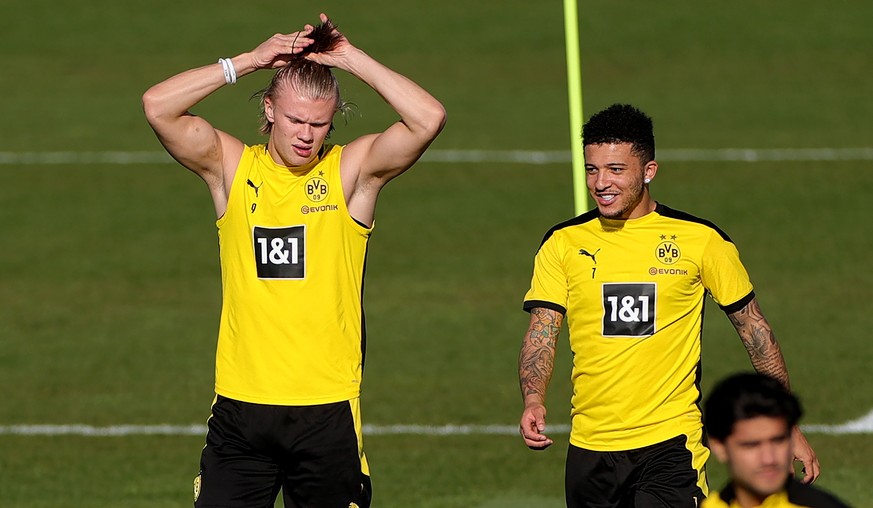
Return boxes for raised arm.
[304,14,447,225]
[727,297,820,483]
[141,28,316,216]
[518,307,563,450]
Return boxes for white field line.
[1,148,873,165]
[803,408,873,434]
[2,410,872,437]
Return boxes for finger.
[804,459,820,484]
[522,430,552,444]
[292,40,310,54]
[519,423,537,439]
[799,466,812,484]
[519,420,541,438]
[524,436,553,450]
[521,420,552,443]
[302,53,325,66]
[798,466,813,484]
[286,34,313,54]
[795,457,819,484]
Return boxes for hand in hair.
[246,27,317,71]
[301,13,355,70]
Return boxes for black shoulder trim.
[719,290,755,315]
[523,300,567,316]
[538,209,600,248]
[786,479,852,507]
[655,204,734,243]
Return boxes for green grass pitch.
[1,1,871,506]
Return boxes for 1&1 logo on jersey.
[253,225,305,279]
[602,283,656,337]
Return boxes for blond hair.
[253,17,348,135]
[253,59,343,135]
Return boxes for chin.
[598,206,627,219]
[747,478,788,499]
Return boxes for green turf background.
[1,0,871,506]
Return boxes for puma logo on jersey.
[247,180,262,213]
[579,248,600,264]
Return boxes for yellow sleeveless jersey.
[524,204,754,451]
[214,144,372,405]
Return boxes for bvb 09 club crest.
[656,241,681,265]
[305,176,329,202]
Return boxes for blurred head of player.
[704,373,803,505]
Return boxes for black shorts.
[193,395,371,508]
[565,434,707,508]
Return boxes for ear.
[264,96,275,123]
[709,438,728,463]
[644,160,659,182]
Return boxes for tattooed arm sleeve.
[519,307,564,406]
[727,297,791,389]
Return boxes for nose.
[590,170,611,191]
[298,123,314,143]
[759,443,779,466]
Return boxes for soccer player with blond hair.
[143,14,445,507]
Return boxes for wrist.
[220,53,258,81]
[218,58,237,85]
[523,395,546,408]
[335,47,371,76]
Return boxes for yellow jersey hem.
[215,387,362,406]
[569,421,702,452]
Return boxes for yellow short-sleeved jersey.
[524,204,754,451]
[214,144,372,405]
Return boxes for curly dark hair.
[253,17,348,135]
[703,372,803,441]
[582,104,655,163]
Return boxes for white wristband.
[218,58,237,85]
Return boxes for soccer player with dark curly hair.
[517,104,817,507]
[702,373,848,507]
[143,13,445,508]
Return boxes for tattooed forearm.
[519,308,563,403]
[729,299,791,389]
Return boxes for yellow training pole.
[563,0,587,214]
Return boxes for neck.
[736,491,767,508]
[624,195,657,220]
[732,483,778,508]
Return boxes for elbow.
[141,89,159,124]
[421,101,447,140]
[431,101,448,134]
[141,87,167,126]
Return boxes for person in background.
[703,372,849,508]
